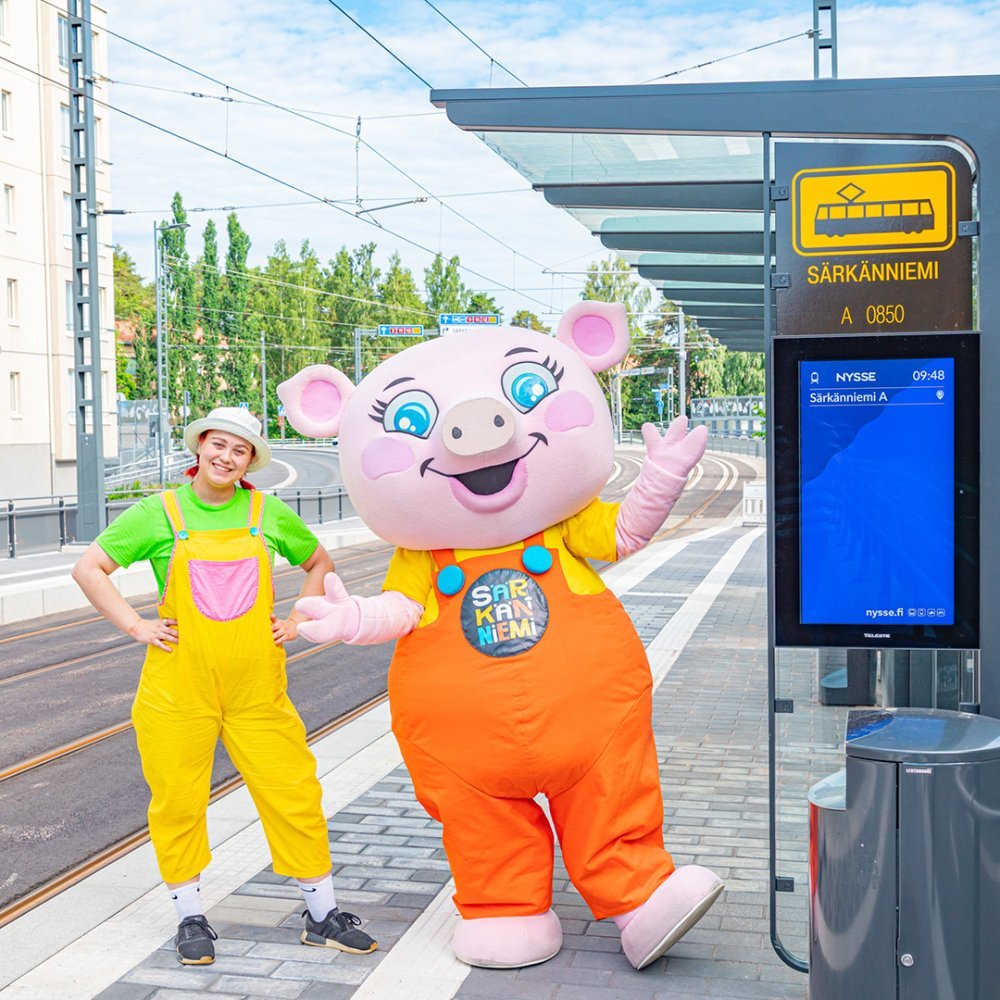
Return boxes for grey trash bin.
[808,707,1000,1000]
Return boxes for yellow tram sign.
[792,161,956,256]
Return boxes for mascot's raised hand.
[277,301,723,973]
[643,416,708,478]
[615,416,709,558]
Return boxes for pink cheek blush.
[360,437,415,480]
[544,391,595,432]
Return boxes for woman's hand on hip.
[128,617,178,652]
[271,614,298,646]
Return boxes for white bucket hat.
[183,406,272,473]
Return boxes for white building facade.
[0,0,116,500]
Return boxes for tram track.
[0,542,392,649]
[0,448,754,926]
[0,566,392,782]
[0,691,389,930]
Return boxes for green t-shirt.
[97,484,319,596]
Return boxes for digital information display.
[800,358,954,626]
[773,334,979,649]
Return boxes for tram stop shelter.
[431,74,1000,982]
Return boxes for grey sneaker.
[301,908,377,954]
[174,915,217,965]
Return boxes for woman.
[73,407,376,966]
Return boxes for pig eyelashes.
[501,356,565,414]
[370,389,439,439]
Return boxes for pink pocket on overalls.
[188,557,259,621]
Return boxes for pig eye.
[502,361,560,413]
[381,390,438,439]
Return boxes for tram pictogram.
[814,182,935,237]
[792,161,956,256]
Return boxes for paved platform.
[0,507,810,1000]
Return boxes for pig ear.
[277,365,354,438]
[555,301,630,373]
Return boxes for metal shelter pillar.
[813,0,838,79]
[68,0,106,542]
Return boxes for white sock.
[298,876,336,920]
[169,882,203,921]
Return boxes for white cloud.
[104,0,1000,321]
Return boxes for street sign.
[277,404,286,417]
[377,324,424,337]
[239,401,249,410]
[438,313,500,327]
[775,143,972,336]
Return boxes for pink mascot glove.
[295,572,424,645]
[295,572,362,644]
[616,416,709,558]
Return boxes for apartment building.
[0,0,117,499]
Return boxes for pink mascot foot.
[453,910,563,969]
[618,865,724,970]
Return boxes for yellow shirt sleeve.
[560,497,620,563]
[383,547,436,605]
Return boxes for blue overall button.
[522,545,552,574]
[437,565,465,595]
[178,530,189,540]
[249,526,259,536]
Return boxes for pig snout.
[442,397,516,457]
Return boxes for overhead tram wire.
[1,54,553,313]
[165,254,441,321]
[97,77,444,121]
[35,0,562,280]
[641,28,816,82]
[109,187,530,215]
[419,0,528,86]
[323,1,432,88]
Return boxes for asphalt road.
[0,449,756,915]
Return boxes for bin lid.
[846,708,1000,763]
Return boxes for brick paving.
[96,526,811,1000]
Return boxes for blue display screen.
[799,358,954,626]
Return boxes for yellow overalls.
[132,488,331,884]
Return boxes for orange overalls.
[388,531,675,921]
[132,489,331,884]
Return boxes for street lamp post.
[153,221,189,485]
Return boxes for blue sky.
[105,0,1000,321]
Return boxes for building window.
[0,0,8,43]
[2,183,12,228]
[6,277,18,323]
[65,280,74,333]
[58,14,70,69]
[60,102,70,157]
[63,191,72,248]
[9,373,21,418]
[1,90,11,135]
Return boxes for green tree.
[510,309,550,333]
[424,254,468,316]
[158,194,196,424]
[582,256,652,426]
[196,218,222,410]
[113,246,155,399]
[219,212,255,406]
[466,290,502,320]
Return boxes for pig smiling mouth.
[420,433,546,496]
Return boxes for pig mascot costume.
[277,301,723,971]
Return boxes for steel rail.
[0,543,391,647]
[0,691,389,929]
[0,635,349,785]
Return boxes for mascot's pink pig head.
[277,301,630,550]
